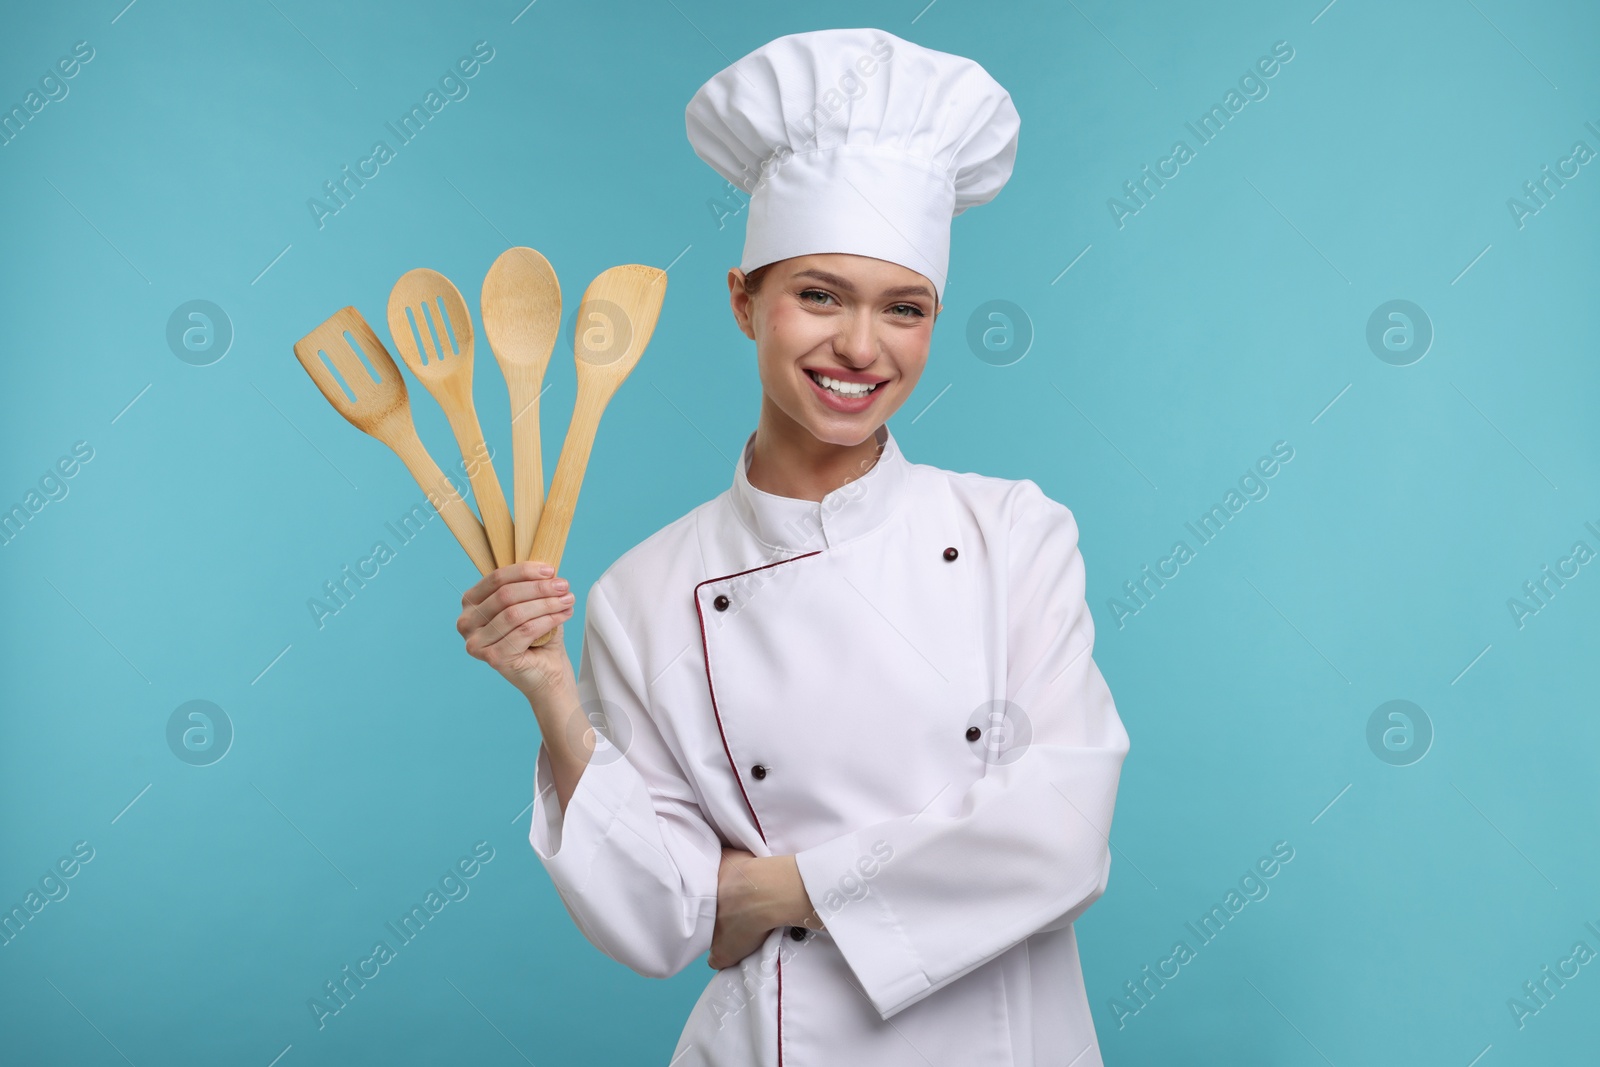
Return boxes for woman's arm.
[527,670,591,817]
[459,564,724,980]
[458,561,593,813]
[707,850,820,969]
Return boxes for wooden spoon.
[292,307,496,575]
[528,264,667,648]
[386,268,516,569]
[480,247,562,565]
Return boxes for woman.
[456,27,1129,1066]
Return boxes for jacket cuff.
[528,732,631,890]
[794,832,931,1018]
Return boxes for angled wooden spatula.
[292,308,496,575]
[480,247,562,565]
[527,264,667,648]
[387,268,516,569]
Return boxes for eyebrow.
[790,268,934,301]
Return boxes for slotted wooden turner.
[292,307,496,575]
[528,264,666,647]
[387,268,516,569]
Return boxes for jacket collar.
[729,423,909,553]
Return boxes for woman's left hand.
[709,848,819,969]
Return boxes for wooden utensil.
[292,308,496,575]
[528,264,667,647]
[480,247,562,565]
[386,268,516,569]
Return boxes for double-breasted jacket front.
[529,423,1130,1066]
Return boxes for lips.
[802,367,889,385]
[804,369,886,394]
[804,367,884,411]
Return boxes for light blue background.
[2,1,1597,1064]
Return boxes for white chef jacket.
[529,422,1130,1066]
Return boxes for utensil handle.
[387,424,497,576]
[443,403,515,569]
[526,386,607,647]
[508,376,546,564]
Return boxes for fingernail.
[555,579,569,590]
[540,564,554,576]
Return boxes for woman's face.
[728,253,941,447]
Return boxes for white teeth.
[809,370,879,398]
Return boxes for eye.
[889,303,926,318]
[799,288,837,306]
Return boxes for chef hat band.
[685,28,1020,301]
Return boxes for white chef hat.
[684,27,1019,302]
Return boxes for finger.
[480,574,572,621]
[472,601,575,662]
[479,588,575,642]
[462,577,572,636]
[462,560,552,610]
[472,610,570,667]
[467,601,569,659]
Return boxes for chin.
[806,425,877,447]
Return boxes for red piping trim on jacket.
[692,551,821,844]
[693,549,821,1067]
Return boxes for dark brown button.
[789,926,807,941]
[965,726,982,742]
[943,546,959,561]
[751,764,767,779]
[713,594,730,611]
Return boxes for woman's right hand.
[457,561,577,700]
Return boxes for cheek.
[889,333,931,381]
[759,308,827,365]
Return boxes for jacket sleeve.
[792,479,1131,1019]
[527,578,722,979]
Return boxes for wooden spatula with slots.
[527,264,667,647]
[292,307,496,575]
[387,268,516,569]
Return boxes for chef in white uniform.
[458,25,1130,1067]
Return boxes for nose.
[833,309,876,368]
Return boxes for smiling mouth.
[804,368,886,399]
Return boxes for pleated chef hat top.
[684,27,1019,301]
